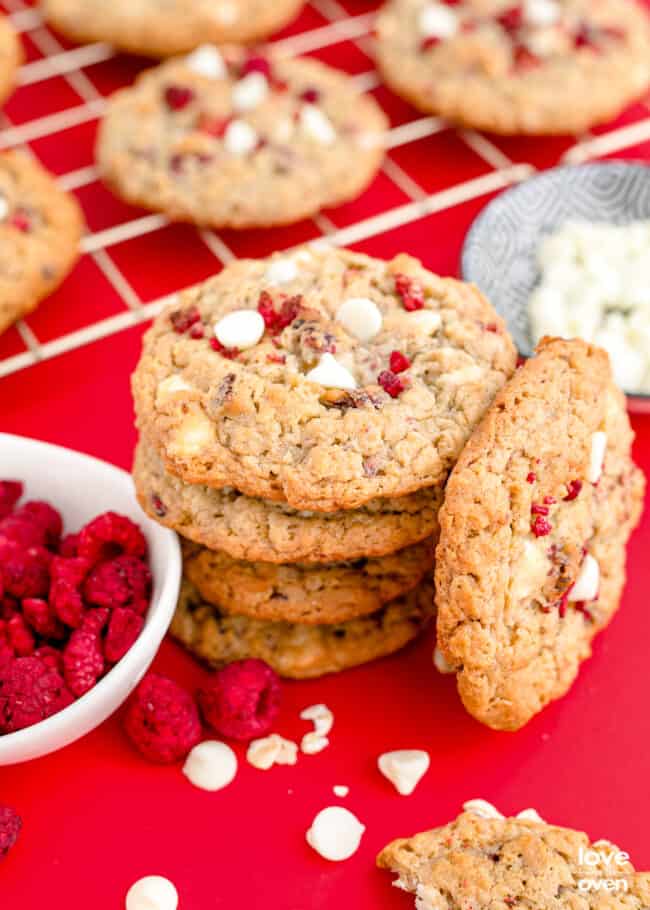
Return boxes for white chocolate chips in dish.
[529,220,650,394]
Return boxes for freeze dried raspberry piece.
[62,627,105,697]
[198,659,281,742]
[124,674,202,764]
[0,656,74,733]
[0,542,51,599]
[58,533,80,558]
[0,482,22,521]
[0,517,45,550]
[83,556,152,615]
[33,646,63,673]
[0,806,21,861]
[22,598,65,639]
[49,556,92,628]
[394,274,424,312]
[81,608,110,635]
[7,614,35,657]
[104,608,144,663]
[78,513,147,566]
[14,501,62,549]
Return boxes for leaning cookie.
[182,537,435,624]
[171,578,434,678]
[132,247,517,511]
[0,14,22,107]
[435,338,645,731]
[0,152,84,336]
[375,0,650,135]
[40,0,304,57]
[378,799,650,907]
[97,46,387,229]
[134,440,443,563]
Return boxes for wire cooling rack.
[2,0,650,380]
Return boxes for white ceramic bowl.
[0,433,181,765]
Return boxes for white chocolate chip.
[170,414,214,455]
[588,431,607,483]
[156,374,194,404]
[433,647,454,674]
[232,72,269,112]
[568,553,600,602]
[126,876,178,910]
[378,750,430,796]
[0,195,8,221]
[407,310,441,336]
[214,309,265,350]
[418,3,458,38]
[306,807,365,861]
[300,104,336,145]
[336,298,383,343]
[516,808,545,823]
[182,741,237,792]
[512,539,550,601]
[185,44,226,79]
[223,119,258,156]
[265,257,299,286]
[301,732,329,755]
[333,785,349,798]
[300,703,334,737]
[443,364,484,385]
[247,734,298,771]
[463,799,504,820]
[524,0,560,27]
[306,353,357,390]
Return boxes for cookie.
[132,247,517,511]
[375,0,650,135]
[182,536,435,624]
[134,440,443,563]
[0,152,84,336]
[96,47,387,229]
[435,337,645,732]
[171,577,434,678]
[378,800,650,908]
[0,14,22,107]
[40,0,304,57]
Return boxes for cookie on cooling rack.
[435,337,645,731]
[0,14,22,108]
[171,577,435,679]
[40,0,304,57]
[0,152,84,337]
[96,46,387,229]
[375,0,650,135]
[378,799,650,906]
[132,247,517,511]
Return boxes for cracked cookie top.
[132,247,517,511]
[435,337,645,731]
[375,0,650,134]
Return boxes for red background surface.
[1,1,650,907]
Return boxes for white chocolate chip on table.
[183,741,238,792]
[306,807,366,861]
[125,876,178,910]
[378,750,430,796]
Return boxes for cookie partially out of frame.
[97,47,387,229]
[132,247,517,511]
[378,800,650,909]
[134,440,443,563]
[0,152,84,336]
[0,14,22,108]
[435,338,645,731]
[171,578,434,679]
[182,536,435,624]
[375,0,650,135]
[40,0,304,57]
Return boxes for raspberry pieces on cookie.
[435,338,645,731]
[132,247,517,511]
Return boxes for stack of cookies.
[132,247,517,678]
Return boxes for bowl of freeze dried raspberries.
[0,433,181,765]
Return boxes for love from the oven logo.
[577,846,631,894]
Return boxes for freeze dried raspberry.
[564,479,583,501]
[0,656,74,733]
[0,517,44,549]
[124,674,202,764]
[14,501,62,548]
[0,542,51,599]
[7,614,35,657]
[104,608,144,663]
[0,806,21,861]
[0,481,22,521]
[378,370,408,399]
[276,296,302,333]
[198,659,281,742]
[241,55,272,78]
[77,513,147,565]
[210,337,240,359]
[58,533,80,558]
[164,85,195,110]
[49,556,92,628]
[420,35,440,51]
[22,598,65,639]
[33,646,63,673]
[83,556,152,615]
[257,291,279,331]
[81,608,110,635]
[169,304,201,334]
[63,628,104,697]
[531,515,552,537]
[526,472,536,484]
[497,4,523,32]
[199,114,232,137]
[389,351,410,374]
[8,211,30,233]
[300,87,320,103]
[513,44,542,70]
[394,274,424,311]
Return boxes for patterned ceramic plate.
[461,161,650,412]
